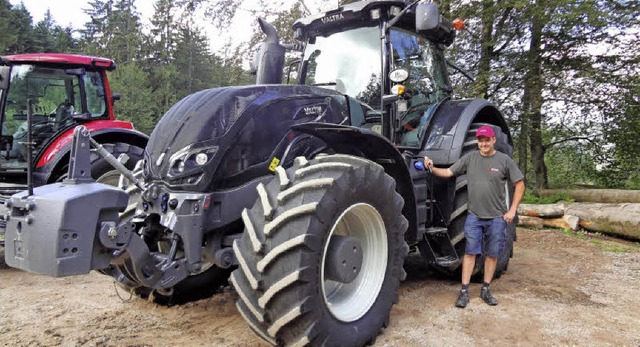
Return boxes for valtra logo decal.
[294,103,327,120]
[321,13,344,24]
[489,168,499,173]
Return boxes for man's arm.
[423,156,455,178]
[503,180,525,224]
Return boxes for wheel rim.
[321,203,388,322]
[96,170,121,186]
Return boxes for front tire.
[232,154,408,346]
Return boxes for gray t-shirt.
[449,151,524,218]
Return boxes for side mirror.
[415,3,455,46]
[0,66,10,90]
[111,92,121,107]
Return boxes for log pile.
[517,203,640,241]
[538,189,640,203]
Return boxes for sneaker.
[455,289,469,308]
[480,287,498,306]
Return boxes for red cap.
[476,125,495,138]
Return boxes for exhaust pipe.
[253,18,285,85]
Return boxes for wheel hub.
[324,235,363,283]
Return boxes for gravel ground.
[1,228,639,346]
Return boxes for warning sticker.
[268,157,280,172]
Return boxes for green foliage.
[545,143,599,188]
[522,191,574,204]
[109,62,157,134]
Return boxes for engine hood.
[144,84,349,190]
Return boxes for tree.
[148,0,177,64]
[32,10,56,52]
[0,0,17,53]
[80,0,144,63]
[52,26,78,53]
[107,0,144,62]
[80,0,114,55]
[6,3,35,53]
[109,62,157,134]
[173,23,217,95]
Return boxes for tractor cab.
[292,1,457,147]
[0,54,119,190]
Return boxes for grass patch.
[561,229,585,239]
[559,229,639,253]
[522,191,575,204]
[593,240,639,253]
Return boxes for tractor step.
[435,255,459,267]
[425,227,448,236]
[417,227,460,266]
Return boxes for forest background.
[0,0,638,191]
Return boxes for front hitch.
[4,126,190,290]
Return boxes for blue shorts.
[463,213,506,258]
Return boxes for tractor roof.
[293,0,411,39]
[1,53,116,71]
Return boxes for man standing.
[423,125,525,308]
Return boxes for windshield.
[390,28,451,104]
[0,64,107,171]
[389,28,452,147]
[301,26,382,110]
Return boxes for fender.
[35,124,148,184]
[420,98,511,165]
[36,120,141,168]
[290,122,418,245]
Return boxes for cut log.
[542,215,580,231]
[539,189,640,203]
[565,203,640,241]
[518,203,565,218]
[518,216,544,229]
[518,215,580,231]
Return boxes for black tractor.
[2,1,516,345]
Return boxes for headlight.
[167,145,218,177]
[195,153,208,165]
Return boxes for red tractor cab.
[0,53,148,195]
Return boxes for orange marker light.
[452,18,465,30]
[391,84,406,96]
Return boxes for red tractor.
[0,53,148,266]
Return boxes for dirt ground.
[1,228,639,347]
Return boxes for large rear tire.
[434,123,516,279]
[232,154,408,346]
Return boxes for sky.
[7,0,240,52]
[9,0,155,28]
